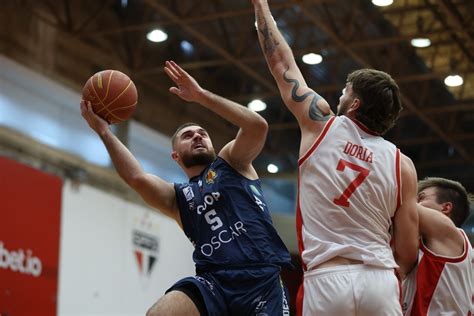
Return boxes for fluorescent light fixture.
[247,99,267,112]
[302,53,323,65]
[410,38,431,48]
[372,0,393,6]
[444,75,463,87]
[267,163,279,174]
[147,29,168,43]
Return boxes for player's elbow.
[254,116,268,135]
[270,60,288,78]
[125,173,148,191]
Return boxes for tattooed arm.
[252,0,334,151]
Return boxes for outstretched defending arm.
[393,154,419,277]
[164,60,267,178]
[80,101,180,225]
[252,0,333,151]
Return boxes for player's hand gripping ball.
[82,70,138,124]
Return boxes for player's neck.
[183,164,208,179]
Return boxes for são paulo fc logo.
[132,213,159,278]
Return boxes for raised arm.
[393,154,419,277]
[164,60,267,178]
[252,0,333,150]
[80,100,180,225]
[417,204,464,257]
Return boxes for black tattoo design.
[257,16,279,56]
[283,67,330,121]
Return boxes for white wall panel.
[58,181,194,316]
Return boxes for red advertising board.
[0,157,62,316]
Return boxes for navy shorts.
[166,265,290,316]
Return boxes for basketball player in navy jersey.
[80,60,292,316]
[252,1,419,315]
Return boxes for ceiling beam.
[75,1,322,38]
[295,0,473,164]
[144,0,277,92]
[395,133,474,146]
[401,102,474,117]
[424,0,474,65]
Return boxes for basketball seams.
[104,70,113,103]
[105,80,133,109]
[83,70,137,124]
[90,72,126,123]
[90,78,116,121]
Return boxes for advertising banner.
[0,157,62,316]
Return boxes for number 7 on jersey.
[333,159,370,207]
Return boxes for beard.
[181,150,216,168]
[337,103,347,116]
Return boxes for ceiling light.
[180,40,194,55]
[247,99,267,112]
[410,38,431,48]
[147,29,168,43]
[267,163,279,174]
[371,0,393,6]
[444,75,463,87]
[302,53,323,65]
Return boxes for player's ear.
[171,151,179,162]
[347,98,361,115]
[441,201,453,217]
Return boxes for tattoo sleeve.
[283,67,331,121]
[257,15,280,56]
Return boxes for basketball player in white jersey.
[252,1,419,315]
[402,177,473,315]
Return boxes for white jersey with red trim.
[402,230,474,316]
[297,115,400,271]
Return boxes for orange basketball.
[82,70,138,124]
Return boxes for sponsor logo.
[199,221,247,257]
[196,192,221,215]
[205,169,217,184]
[250,184,262,197]
[281,279,290,315]
[0,241,42,277]
[194,276,216,294]
[249,185,266,211]
[183,186,194,201]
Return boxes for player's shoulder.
[399,152,416,174]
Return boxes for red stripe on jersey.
[395,149,401,209]
[295,175,307,271]
[410,254,446,316]
[298,116,336,166]
[296,282,304,316]
[420,231,469,263]
[350,118,378,136]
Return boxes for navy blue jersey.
[174,157,292,271]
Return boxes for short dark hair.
[171,122,201,149]
[347,69,403,135]
[418,177,472,227]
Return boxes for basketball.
[82,70,138,124]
